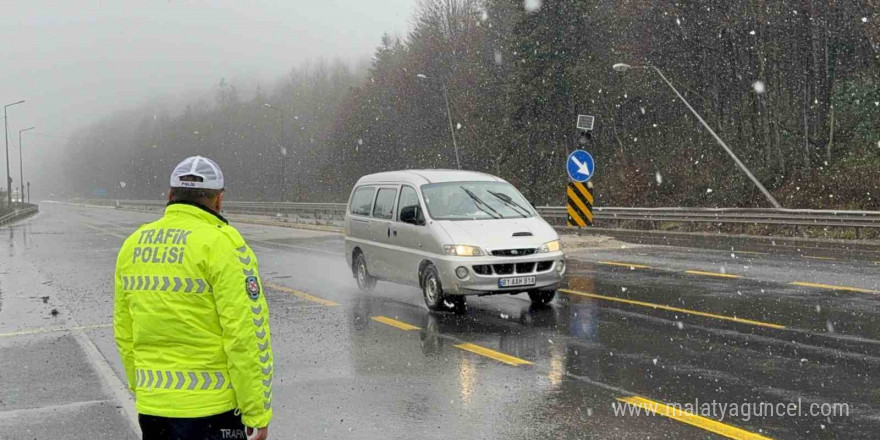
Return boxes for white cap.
[169,156,224,190]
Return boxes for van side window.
[350,186,376,216]
[372,188,398,219]
[398,186,424,222]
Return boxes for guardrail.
[113,200,347,226]
[0,204,39,226]
[540,206,880,233]
[105,200,880,237]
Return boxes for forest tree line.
[61,0,880,208]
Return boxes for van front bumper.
[433,251,565,296]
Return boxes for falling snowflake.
[119,181,127,188]
[707,188,713,193]
[749,30,756,35]
[524,0,541,13]
[862,17,869,23]
[640,107,646,114]
[753,81,766,94]
[494,50,503,65]
[481,10,489,21]
[456,123,462,130]
[676,18,681,26]
[655,172,663,185]
[357,138,363,145]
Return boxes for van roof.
[355,169,505,186]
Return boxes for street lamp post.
[416,74,461,170]
[612,63,781,208]
[19,127,34,204]
[263,103,287,202]
[4,100,25,207]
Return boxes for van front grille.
[473,265,492,275]
[473,261,553,276]
[491,248,536,257]
[492,264,515,275]
[515,262,535,273]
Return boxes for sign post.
[566,181,593,228]
[566,149,594,228]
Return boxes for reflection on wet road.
[1,203,878,439]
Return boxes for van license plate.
[498,276,536,288]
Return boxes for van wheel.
[354,252,376,292]
[528,289,556,305]
[421,265,447,311]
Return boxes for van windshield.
[421,182,535,221]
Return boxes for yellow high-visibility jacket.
[114,202,273,428]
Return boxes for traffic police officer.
[114,156,273,440]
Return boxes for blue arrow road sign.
[567,149,595,182]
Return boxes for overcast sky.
[0,0,415,194]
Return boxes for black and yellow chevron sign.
[566,182,593,227]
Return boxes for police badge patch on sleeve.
[245,276,261,300]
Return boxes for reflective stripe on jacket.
[114,202,273,427]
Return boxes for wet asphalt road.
[1,203,879,440]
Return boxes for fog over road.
[2,203,879,439]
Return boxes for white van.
[343,170,565,313]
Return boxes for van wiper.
[460,187,501,219]
[487,190,529,218]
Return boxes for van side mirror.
[400,205,424,225]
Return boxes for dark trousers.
[139,409,246,440]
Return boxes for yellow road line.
[685,270,741,279]
[560,289,785,329]
[733,251,768,256]
[803,256,837,261]
[454,343,533,366]
[0,323,113,338]
[371,316,421,331]
[616,396,774,440]
[265,282,340,306]
[790,281,877,295]
[597,261,652,270]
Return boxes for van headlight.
[539,240,561,253]
[444,245,485,256]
